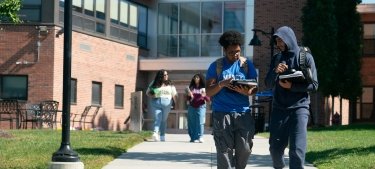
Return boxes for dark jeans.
[269,107,309,169]
[212,112,255,169]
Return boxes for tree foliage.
[0,0,22,23]
[334,0,363,100]
[301,0,339,97]
[301,0,363,100]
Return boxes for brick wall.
[0,25,139,130]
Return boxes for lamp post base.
[52,144,80,162]
[48,162,84,169]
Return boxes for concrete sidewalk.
[102,134,317,169]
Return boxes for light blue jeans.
[150,97,172,136]
[187,104,206,141]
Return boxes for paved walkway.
[102,134,317,169]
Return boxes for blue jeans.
[150,97,172,136]
[269,107,309,169]
[187,104,206,141]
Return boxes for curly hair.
[219,30,244,49]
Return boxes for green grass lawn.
[0,130,152,169]
[258,123,375,169]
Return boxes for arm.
[289,54,319,92]
[206,77,233,97]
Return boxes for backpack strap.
[215,57,224,78]
[299,46,313,83]
[299,46,308,69]
[216,56,249,78]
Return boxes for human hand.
[218,77,234,88]
[275,62,288,74]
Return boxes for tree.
[301,0,339,97]
[0,0,21,23]
[334,0,363,100]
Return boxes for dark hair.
[189,73,205,89]
[219,30,244,49]
[151,69,172,88]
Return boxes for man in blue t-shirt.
[206,30,258,169]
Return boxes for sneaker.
[160,136,165,142]
[198,138,204,143]
[152,132,159,142]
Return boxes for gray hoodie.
[265,26,318,110]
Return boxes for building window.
[109,0,142,45]
[359,87,374,119]
[363,23,375,56]
[138,5,148,48]
[71,79,77,104]
[0,75,28,100]
[18,0,42,23]
[157,1,245,58]
[92,82,102,105]
[61,0,106,34]
[115,85,124,108]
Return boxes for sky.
[362,0,375,4]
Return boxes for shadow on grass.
[309,123,375,132]
[75,146,127,157]
[306,145,375,165]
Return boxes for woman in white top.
[146,69,177,142]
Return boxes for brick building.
[0,0,373,130]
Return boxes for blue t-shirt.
[206,57,257,113]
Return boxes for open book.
[231,79,258,88]
[279,70,305,82]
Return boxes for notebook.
[279,70,306,82]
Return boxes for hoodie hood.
[273,26,299,53]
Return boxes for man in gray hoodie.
[265,26,318,169]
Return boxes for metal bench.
[71,105,100,130]
[0,99,22,129]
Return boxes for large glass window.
[224,2,245,32]
[92,82,102,105]
[96,0,105,19]
[202,2,222,34]
[84,0,94,16]
[0,75,28,100]
[363,24,375,55]
[115,85,124,108]
[120,1,129,26]
[129,4,138,28]
[157,1,245,58]
[138,5,148,48]
[72,0,83,13]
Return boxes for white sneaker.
[152,132,159,142]
[198,138,204,143]
[160,136,165,142]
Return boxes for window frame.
[91,81,102,106]
[114,85,124,108]
[71,78,77,104]
[0,75,28,100]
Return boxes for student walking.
[185,73,210,143]
[265,26,318,169]
[206,30,258,169]
[146,69,178,142]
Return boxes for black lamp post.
[249,27,275,128]
[51,0,80,162]
[249,27,275,58]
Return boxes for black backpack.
[275,46,313,84]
